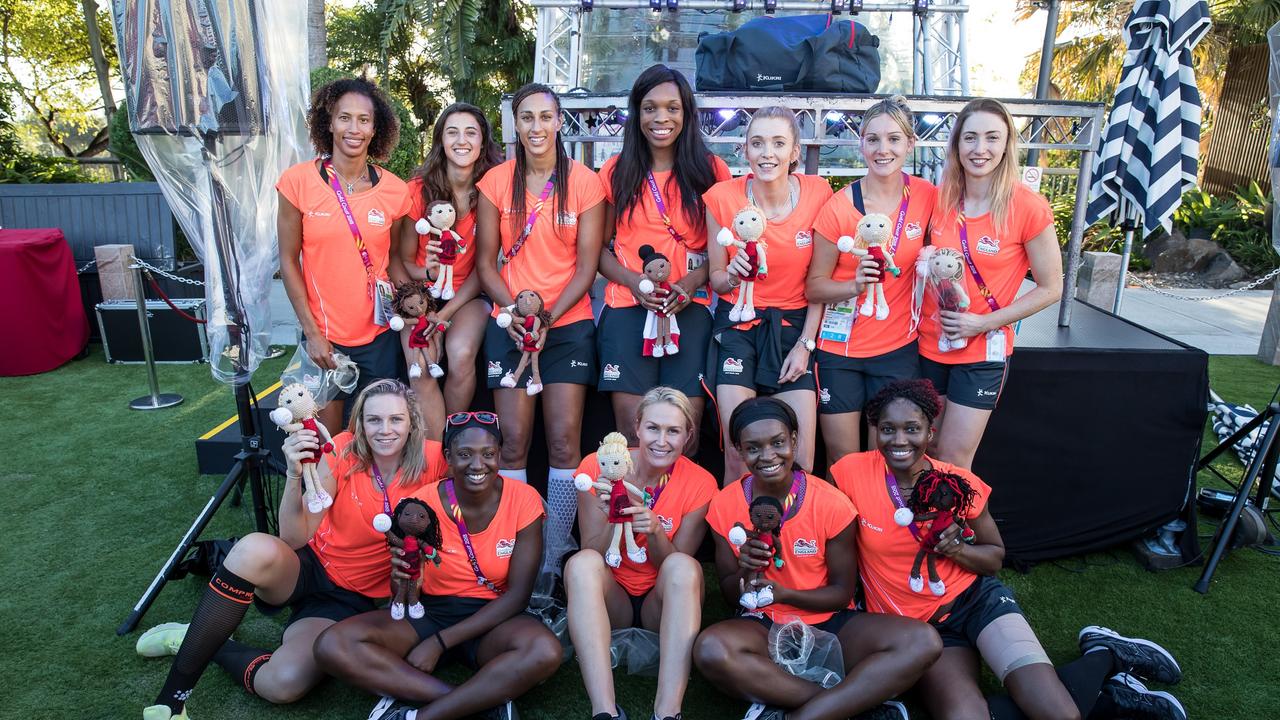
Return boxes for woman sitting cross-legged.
[830,379,1186,720]
[135,379,446,720]
[565,386,718,720]
[694,396,942,720]
[313,412,562,720]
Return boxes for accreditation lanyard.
[645,472,672,510]
[884,471,922,542]
[742,471,807,530]
[443,479,502,593]
[501,175,556,267]
[323,159,376,297]
[956,206,1001,313]
[370,462,392,517]
[887,173,912,254]
[645,172,690,250]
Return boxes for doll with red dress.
[415,200,465,302]
[895,469,977,596]
[495,289,549,396]
[636,244,684,358]
[389,280,445,380]
[727,495,785,611]
[269,383,336,514]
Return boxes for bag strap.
[851,180,866,215]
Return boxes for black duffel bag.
[696,14,881,93]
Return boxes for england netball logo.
[977,235,1000,255]
[487,361,503,378]
[496,539,515,558]
[792,538,819,556]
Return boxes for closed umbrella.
[1084,0,1211,312]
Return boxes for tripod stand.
[1193,402,1280,594]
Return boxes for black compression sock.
[153,567,256,712]
[212,638,273,695]
[986,650,1115,720]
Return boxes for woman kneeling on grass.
[566,386,718,720]
[694,396,942,720]
[136,379,446,720]
[314,411,560,720]
[829,379,1186,720]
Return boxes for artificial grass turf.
[1,349,1278,719]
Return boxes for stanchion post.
[129,262,184,410]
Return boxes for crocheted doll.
[837,213,901,321]
[269,383,336,514]
[574,432,647,568]
[896,469,977,596]
[636,244,684,357]
[389,280,445,379]
[415,200,465,301]
[383,497,443,620]
[716,205,768,323]
[495,289,549,395]
[728,495,785,611]
[925,247,971,352]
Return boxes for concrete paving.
[266,279,1274,356]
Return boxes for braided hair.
[391,497,444,551]
[907,469,977,517]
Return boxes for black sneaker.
[478,700,520,720]
[592,706,628,720]
[1078,625,1182,684]
[742,703,786,720]
[1103,673,1187,720]
[367,696,415,720]
[852,700,909,719]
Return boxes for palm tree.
[309,0,327,70]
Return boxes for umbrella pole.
[1113,222,1136,313]
[1059,147,1096,327]
[1027,0,1061,168]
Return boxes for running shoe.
[142,706,189,720]
[367,696,414,720]
[853,700,910,719]
[592,706,627,720]
[479,700,520,720]
[135,622,188,658]
[742,703,786,720]
[1078,625,1182,684]
[1103,673,1187,720]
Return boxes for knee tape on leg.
[975,613,1052,683]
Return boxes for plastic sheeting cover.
[110,0,312,385]
[1269,21,1280,255]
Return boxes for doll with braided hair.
[383,497,443,620]
[727,495,785,610]
[896,468,977,595]
[389,280,446,379]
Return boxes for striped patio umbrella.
[1084,0,1211,310]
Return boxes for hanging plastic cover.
[109,0,311,385]
[1269,21,1280,256]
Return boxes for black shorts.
[596,304,713,396]
[815,341,921,415]
[712,311,815,394]
[626,590,651,629]
[741,607,858,636]
[254,545,379,627]
[406,595,492,668]
[919,357,1008,411]
[932,575,1025,649]
[483,318,596,389]
[333,329,402,419]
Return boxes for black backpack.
[695,14,881,93]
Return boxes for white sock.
[500,467,529,483]
[546,466,579,558]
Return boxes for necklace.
[331,163,367,195]
[747,176,799,220]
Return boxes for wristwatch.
[798,336,816,352]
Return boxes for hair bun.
[890,94,909,105]
[638,244,655,261]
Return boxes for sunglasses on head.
[447,411,499,428]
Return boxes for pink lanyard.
[884,471,922,542]
[956,205,1001,313]
[323,159,376,297]
[645,171,690,250]
[443,480,502,593]
[887,173,912,254]
[501,176,556,266]
[741,471,807,530]
[370,463,392,516]
[645,472,671,510]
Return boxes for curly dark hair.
[907,469,977,518]
[391,280,433,316]
[390,497,444,551]
[307,77,400,161]
[864,378,942,426]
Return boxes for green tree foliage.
[0,79,91,182]
[0,0,116,156]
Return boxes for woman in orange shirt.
[278,78,414,433]
[596,65,731,441]
[137,380,446,720]
[399,103,505,438]
[830,380,1185,720]
[807,96,937,464]
[706,107,832,482]
[475,83,606,562]
[315,412,560,720]
[565,387,717,720]
[920,99,1063,469]
[694,397,940,720]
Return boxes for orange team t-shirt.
[811,177,938,358]
[704,174,833,313]
[829,451,991,621]
[918,184,1054,365]
[406,178,479,293]
[277,160,413,347]
[599,154,733,309]
[415,476,545,600]
[476,159,606,325]
[308,433,448,598]
[705,473,855,625]
[576,452,717,596]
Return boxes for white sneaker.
[390,603,405,621]
[909,574,924,593]
[664,342,679,355]
[500,372,517,388]
[428,363,445,379]
[408,363,422,379]
[929,579,946,596]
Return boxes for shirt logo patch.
[602,363,621,381]
[859,517,884,533]
[367,208,386,227]
[487,361,503,378]
[792,538,819,556]
[794,230,813,248]
[659,514,674,533]
[496,538,516,558]
[556,211,578,226]
[570,360,588,369]
[306,210,332,218]
[819,387,831,405]
[905,222,923,239]
[977,235,1000,255]
[722,357,744,375]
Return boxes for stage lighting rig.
[830,0,850,14]
[650,0,661,10]
[850,0,864,14]
[732,0,747,12]
[667,0,678,9]
[764,0,778,13]
[581,0,593,10]
[913,0,930,16]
